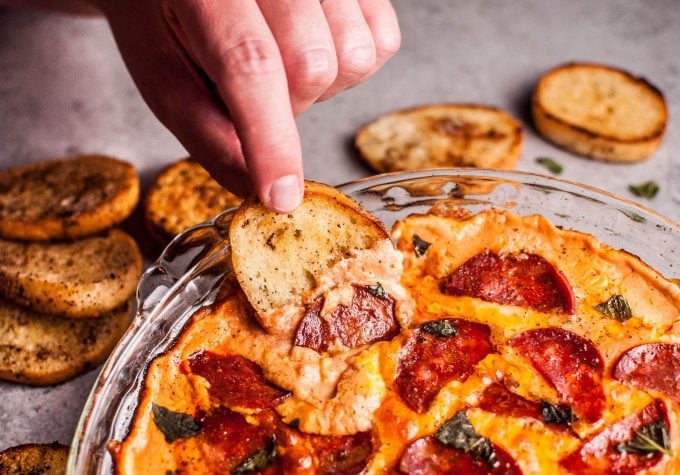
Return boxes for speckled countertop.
[0,0,678,453]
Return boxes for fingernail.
[267,175,302,213]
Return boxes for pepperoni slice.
[560,399,669,474]
[508,328,604,422]
[278,428,374,475]
[398,436,521,475]
[187,351,291,410]
[197,407,281,473]
[395,319,493,413]
[478,382,542,420]
[613,343,680,404]
[294,285,400,352]
[440,251,575,314]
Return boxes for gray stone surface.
[0,0,678,452]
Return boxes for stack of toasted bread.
[0,155,142,385]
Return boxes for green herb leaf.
[536,157,563,175]
[436,411,496,467]
[593,294,632,321]
[366,283,387,299]
[152,403,201,443]
[413,234,432,257]
[422,320,458,338]
[231,437,277,474]
[540,402,574,425]
[629,181,659,199]
[615,420,673,457]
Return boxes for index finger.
[169,0,303,212]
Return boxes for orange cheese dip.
[115,209,680,474]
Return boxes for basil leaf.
[593,294,632,321]
[536,157,563,175]
[152,403,201,443]
[436,411,496,467]
[540,402,574,425]
[413,234,432,257]
[422,320,458,338]
[231,437,277,474]
[629,181,659,199]
[615,420,673,457]
[366,283,387,299]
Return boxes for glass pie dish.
[67,169,680,474]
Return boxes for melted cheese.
[118,209,680,475]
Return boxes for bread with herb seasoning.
[355,104,523,173]
[230,181,389,318]
[0,442,68,474]
[145,158,243,245]
[0,229,141,318]
[0,155,139,241]
[0,299,131,384]
[533,63,667,162]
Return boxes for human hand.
[94,0,401,212]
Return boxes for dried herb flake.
[422,320,458,338]
[593,294,632,321]
[615,420,672,457]
[231,437,277,474]
[413,234,432,257]
[536,157,563,175]
[366,283,387,299]
[436,411,496,467]
[540,402,574,425]
[152,403,201,443]
[629,181,659,199]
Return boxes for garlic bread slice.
[356,104,523,173]
[0,299,131,384]
[0,155,139,241]
[0,442,68,474]
[0,229,141,318]
[533,63,667,161]
[145,158,242,244]
[230,181,388,317]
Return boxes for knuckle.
[220,35,282,80]
[375,28,402,57]
[289,47,337,92]
[338,44,376,79]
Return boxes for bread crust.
[0,229,142,318]
[144,158,242,245]
[230,181,388,317]
[0,442,68,474]
[0,155,139,241]
[532,62,667,162]
[356,104,523,173]
[0,299,131,385]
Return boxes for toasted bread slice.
[0,229,141,318]
[0,155,139,241]
[0,299,131,384]
[145,158,242,244]
[533,63,667,162]
[230,181,389,316]
[0,442,68,474]
[355,104,523,173]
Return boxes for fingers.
[257,0,337,116]
[170,0,303,212]
[105,5,252,197]
[317,0,376,101]
[358,0,401,71]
